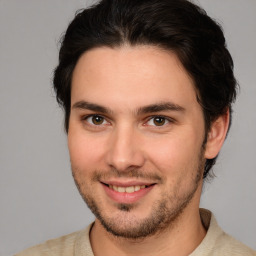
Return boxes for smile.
[108,184,147,193]
[102,182,155,204]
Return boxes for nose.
[106,125,145,172]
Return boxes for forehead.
[71,45,198,111]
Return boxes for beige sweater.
[15,209,256,256]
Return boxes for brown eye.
[83,115,105,126]
[91,115,104,125]
[152,116,166,126]
[83,114,109,128]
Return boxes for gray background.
[0,0,255,255]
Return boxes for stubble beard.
[72,151,205,240]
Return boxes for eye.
[147,116,170,126]
[85,115,107,125]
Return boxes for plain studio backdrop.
[0,0,255,255]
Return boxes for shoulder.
[14,225,92,256]
[14,230,80,256]
[191,209,256,256]
[213,231,256,256]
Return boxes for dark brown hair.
[53,0,237,178]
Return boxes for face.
[68,46,206,239]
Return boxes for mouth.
[104,183,153,193]
[101,182,156,204]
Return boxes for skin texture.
[68,46,229,256]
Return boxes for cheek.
[145,132,203,177]
[68,130,106,170]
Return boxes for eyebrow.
[72,100,185,115]
[72,101,112,114]
[137,102,185,115]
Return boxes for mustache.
[91,168,164,184]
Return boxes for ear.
[204,109,230,159]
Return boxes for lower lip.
[102,184,155,204]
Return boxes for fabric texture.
[15,209,256,256]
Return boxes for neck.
[90,205,206,256]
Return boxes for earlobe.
[204,110,230,159]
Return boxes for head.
[53,0,237,239]
[54,0,237,179]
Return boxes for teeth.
[118,187,126,192]
[134,185,141,191]
[125,186,135,193]
[110,185,147,193]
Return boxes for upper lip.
[101,180,157,187]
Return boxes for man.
[16,0,256,255]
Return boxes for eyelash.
[81,114,174,128]
[81,114,110,127]
[145,116,174,127]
